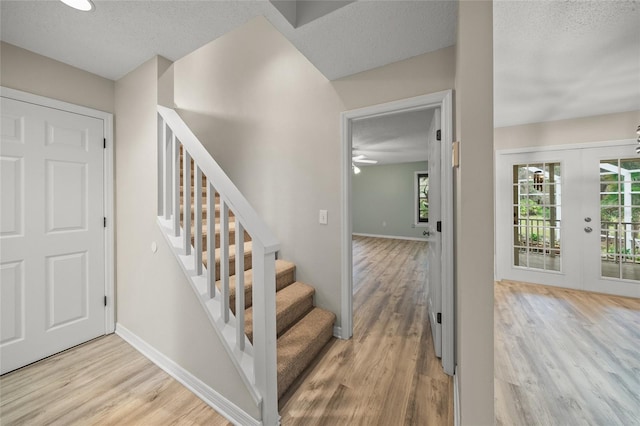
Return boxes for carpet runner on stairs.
[180,151,335,400]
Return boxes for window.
[416,172,429,223]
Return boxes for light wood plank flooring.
[0,334,232,425]
[1,236,451,425]
[495,280,640,426]
[279,236,453,425]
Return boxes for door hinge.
[104,296,107,306]
[437,312,442,324]
[437,221,442,232]
[103,138,106,149]
[436,130,441,141]
[103,217,107,228]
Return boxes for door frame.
[340,90,455,375]
[1,86,115,334]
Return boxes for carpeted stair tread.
[244,281,315,342]
[276,307,335,398]
[203,241,253,277]
[190,221,251,249]
[223,260,296,312]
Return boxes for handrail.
[157,105,280,254]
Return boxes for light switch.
[319,209,328,225]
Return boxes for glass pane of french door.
[512,162,562,272]
[599,158,640,281]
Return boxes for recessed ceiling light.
[60,0,94,12]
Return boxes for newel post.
[251,242,279,425]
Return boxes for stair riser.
[180,206,235,221]
[277,318,334,399]
[245,295,314,343]
[192,230,252,250]
[214,252,252,278]
[228,268,297,314]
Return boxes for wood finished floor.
[279,236,453,425]
[495,280,640,426]
[0,236,451,425]
[0,334,232,426]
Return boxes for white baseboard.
[116,324,261,426]
[352,232,427,242]
[454,366,460,426]
[333,326,343,339]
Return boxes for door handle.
[584,217,592,222]
[584,226,593,233]
[423,230,430,237]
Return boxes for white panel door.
[425,109,442,358]
[0,97,105,374]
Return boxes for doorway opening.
[340,91,455,375]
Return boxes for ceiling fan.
[352,154,377,174]
[352,154,378,164]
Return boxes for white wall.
[455,2,495,425]
[114,56,260,420]
[353,162,428,239]
[173,17,456,330]
[0,41,114,113]
[495,110,640,150]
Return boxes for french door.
[496,141,640,299]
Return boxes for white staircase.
[157,106,280,425]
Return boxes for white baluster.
[172,135,180,237]
[220,200,230,323]
[157,114,164,217]
[163,123,172,220]
[235,221,245,351]
[207,180,216,298]
[194,165,203,274]
[183,150,192,255]
[251,243,278,426]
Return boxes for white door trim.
[340,90,455,375]
[1,86,115,334]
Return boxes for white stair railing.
[157,106,280,425]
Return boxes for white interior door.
[1,96,106,374]
[496,141,640,299]
[426,109,442,358]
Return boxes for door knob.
[584,226,593,233]
[584,217,592,222]
[423,230,430,237]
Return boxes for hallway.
[280,236,452,425]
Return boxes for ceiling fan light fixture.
[59,0,94,12]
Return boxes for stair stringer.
[157,217,263,414]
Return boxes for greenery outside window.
[417,172,429,223]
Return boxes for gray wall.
[0,41,114,113]
[455,1,495,424]
[494,110,640,150]
[114,56,260,419]
[173,17,456,330]
[353,162,428,239]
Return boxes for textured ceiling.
[352,109,434,166]
[3,1,637,129]
[0,0,457,81]
[494,0,640,128]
